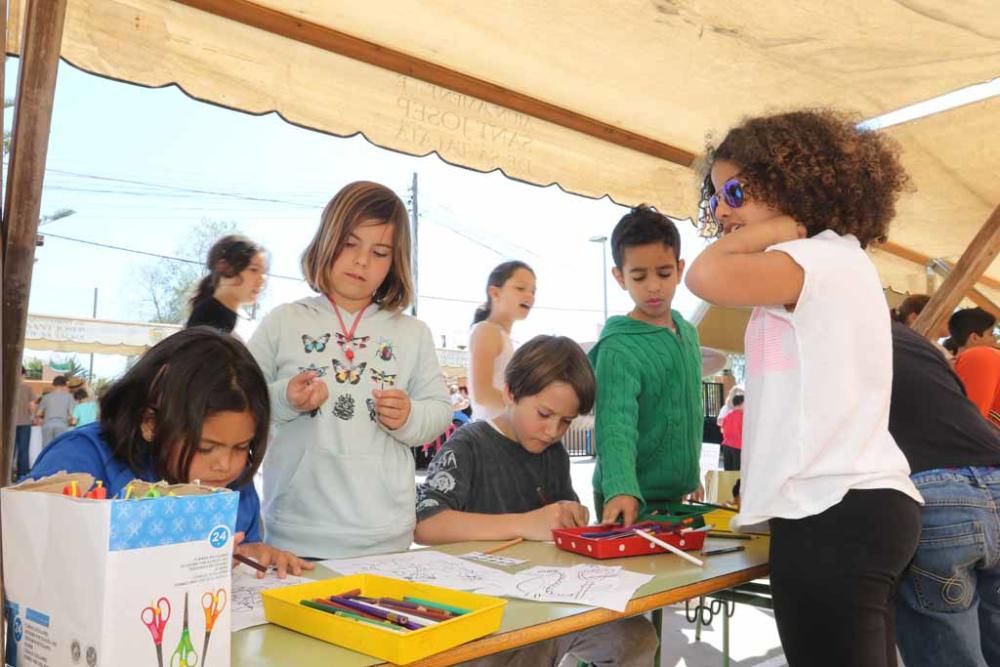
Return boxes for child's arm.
[375,321,451,445]
[247,309,328,422]
[413,439,588,544]
[685,217,806,307]
[415,504,589,544]
[468,323,505,417]
[593,346,644,525]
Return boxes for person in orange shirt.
[948,307,1000,427]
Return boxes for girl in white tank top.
[468,261,536,420]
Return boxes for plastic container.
[262,574,507,665]
[553,522,708,559]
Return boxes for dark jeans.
[770,488,921,667]
[13,424,31,481]
[896,467,1000,667]
[722,446,741,471]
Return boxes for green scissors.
[170,592,198,667]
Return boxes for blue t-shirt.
[29,422,262,542]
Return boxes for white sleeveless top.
[469,321,514,421]
[733,230,921,531]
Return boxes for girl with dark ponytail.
[186,235,267,333]
[468,260,535,420]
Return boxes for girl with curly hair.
[686,109,921,667]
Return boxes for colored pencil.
[482,537,523,554]
[328,596,423,630]
[633,528,705,567]
[702,546,746,556]
[707,531,754,540]
[378,598,452,618]
[403,597,471,616]
[233,553,270,573]
[300,600,404,631]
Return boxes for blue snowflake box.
[1,473,237,667]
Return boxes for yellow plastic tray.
[262,574,507,665]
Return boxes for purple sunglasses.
[708,178,746,221]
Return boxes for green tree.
[134,219,241,323]
[49,355,90,380]
[23,357,44,380]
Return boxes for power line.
[41,235,604,313]
[41,233,304,281]
[43,167,323,208]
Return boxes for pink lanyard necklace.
[327,296,367,362]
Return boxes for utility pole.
[409,172,419,316]
[88,287,97,380]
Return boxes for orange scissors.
[199,589,227,667]
[140,596,171,667]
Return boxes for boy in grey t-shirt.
[415,336,657,667]
[36,375,75,447]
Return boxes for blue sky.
[11,59,707,379]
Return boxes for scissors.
[140,596,171,667]
[170,592,198,667]
[199,589,227,667]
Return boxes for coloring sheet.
[506,564,653,612]
[321,549,515,596]
[231,567,312,632]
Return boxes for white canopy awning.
[25,313,182,356]
[6,0,998,294]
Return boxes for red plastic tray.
[552,523,707,559]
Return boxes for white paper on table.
[460,551,528,567]
[505,564,653,612]
[231,567,312,632]
[321,549,515,596]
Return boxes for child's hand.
[684,485,705,503]
[522,501,589,540]
[233,532,315,579]
[602,495,640,526]
[372,389,411,430]
[286,371,329,413]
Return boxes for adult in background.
[13,367,36,481]
[35,375,74,448]
[187,235,267,334]
[889,318,1000,665]
[889,294,951,361]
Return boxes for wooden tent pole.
[175,0,697,167]
[912,203,1000,338]
[1,0,68,483]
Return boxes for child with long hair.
[186,235,267,333]
[686,109,921,666]
[467,261,535,420]
[248,181,451,559]
[29,327,311,577]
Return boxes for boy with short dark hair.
[591,205,704,525]
[415,335,658,666]
[949,307,1000,427]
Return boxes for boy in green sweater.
[591,205,704,525]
